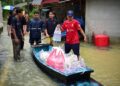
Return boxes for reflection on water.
[0,23,120,86]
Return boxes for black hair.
[25,11,28,14]
[34,11,39,14]
[9,11,13,15]
[16,8,23,14]
[13,7,19,12]
[49,11,55,15]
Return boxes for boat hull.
[32,44,94,84]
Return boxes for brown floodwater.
[0,24,120,86]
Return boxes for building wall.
[86,0,120,43]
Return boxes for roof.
[42,0,59,4]
[32,0,59,5]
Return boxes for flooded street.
[0,23,58,86]
[0,23,120,86]
[81,44,120,86]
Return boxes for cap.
[67,10,74,17]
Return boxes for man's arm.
[11,18,19,43]
[12,28,17,39]
[7,17,12,36]
[79,28,87,42]
[43,21,49,37]
[27,20,32,33]
[7,25,11,36]
[60,22,66,32]
[44,29,49,37]
[76,21,87,42]
[22,17,27,35]
[23,25,27,35]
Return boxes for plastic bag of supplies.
[47,47,65,71]
[53,25,61,42]
[39,50,50,63]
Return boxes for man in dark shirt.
[44,11,59,45]
[11,8,24,61]
[7,8,17,38]
[28,11,44,45]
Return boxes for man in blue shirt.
[28,11,44,45]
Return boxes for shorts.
[65,43,80,56]
[30,38,41,45]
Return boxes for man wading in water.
[61,10,87,60]
[11,8,24,61]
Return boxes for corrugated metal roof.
[32,0,60,5]
[42,0,59,4]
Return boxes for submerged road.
[0,23,58,86]
[0,23,120,86]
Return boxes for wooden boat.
[32,44,94,84]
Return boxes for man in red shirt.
[62,10,87,60]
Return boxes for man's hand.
[79,28,87,43]
[46,34,49,37]
[15,38,19,44]
[84,36,87,43]
[23,25,27,36]
[57,24,61,28]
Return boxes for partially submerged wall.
[86,0,120,43]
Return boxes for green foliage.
[29,7,39,18]
[1,0,13,6]
[14,0,23,5]
[1,0,24,6]
[1,0,39,20]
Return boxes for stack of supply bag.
[39,47,86,73]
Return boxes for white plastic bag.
[79,57,86,67]
[64,55,86,73]
[53,25,61,42]
[39,50,50,63]
[64,54,78,70]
